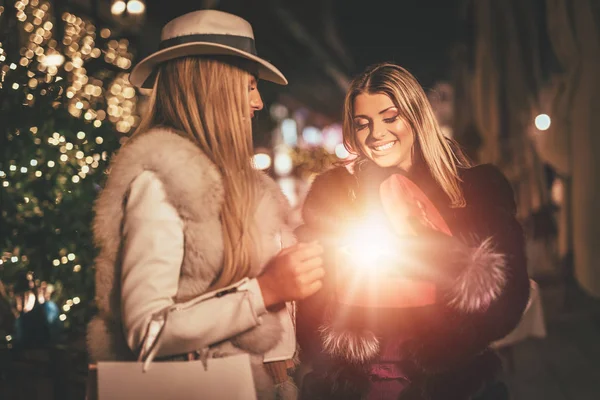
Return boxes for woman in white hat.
[87,9,324,399]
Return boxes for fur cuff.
[446,237,507,313]
[319,323,379,365]
[232,312,283,354]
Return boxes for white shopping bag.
[97,353,256,400]
[92,282,258,400]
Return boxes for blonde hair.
[134,56,258,290]
[342,62,472,207]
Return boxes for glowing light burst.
[338,214,399,272]
[334,213,437,309]
[333,214,402,314]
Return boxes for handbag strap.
[264,360,295,384]
[138,306,170,372]
[137,278,252,372]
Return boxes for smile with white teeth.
[372,141,396,151]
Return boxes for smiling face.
[353,92,414,170]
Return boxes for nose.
[250,89,264,112]
[371,120,387,140]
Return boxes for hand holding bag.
[87,281,258,400]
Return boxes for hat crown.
[161,10,255,41]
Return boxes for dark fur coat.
[295,162,530,400]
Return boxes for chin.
[371,157,402,169]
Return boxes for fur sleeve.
[404,164,530,373]
[301,166,357,234]
[296,166,357,363]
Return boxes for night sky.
[144,0,463,85]
[141,0,464,124]
[333,0,464,86]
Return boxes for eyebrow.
[354,106,397,119]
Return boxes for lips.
[370,140,397,152]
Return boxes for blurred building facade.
[453,0,600,297]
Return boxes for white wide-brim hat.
[129,10,287,88]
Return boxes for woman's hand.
[391,218,470,284]
[257,242,325,308]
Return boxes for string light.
[3,0,143,323]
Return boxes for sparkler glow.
[335,212,437,308]
[339,213,400,272]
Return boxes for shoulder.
[255,171,292,216]
[114,128,220,187]
[99,128,224,220]
[307,165,354,198]
[302,165,356,229]
[126,171,180,219]
[460,164,516,214]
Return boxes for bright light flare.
[535,114,551,131]
[111,1,126,15]
[127,0,146,14]
[252,152,271,170]
[41,53,65,67]
[339,214,399,272]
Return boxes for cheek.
[355,130,369,151]
[391,120,412,140]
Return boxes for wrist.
[256,275,278,308]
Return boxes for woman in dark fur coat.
[295,63,530,400]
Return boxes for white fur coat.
[87,128,297,399]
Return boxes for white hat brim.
[129,42,288,88]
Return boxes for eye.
[383,115,399,124]
[354,123,368,131]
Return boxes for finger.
[279,241,310,256]
[406,216,424,233]
[407,216,443,238]
[300,266,326,284]
[296,256,324,273]
[302,280,323,299]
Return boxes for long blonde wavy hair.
[134,56,258,290]
[342,62,472,207]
